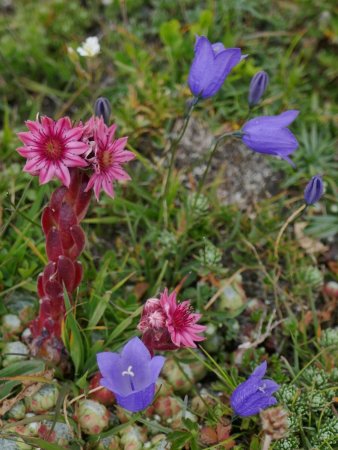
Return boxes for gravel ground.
[175,118,281,209]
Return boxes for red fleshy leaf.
[46,227,63,261]
[37,274,45,298]
[68,225,85,259]
[41,207,57,236]
[45,280,63,298]
[50,186,67,212]
[59,203,77,230]
[43,262,57,286]
[57,256,75,292]
[65,169,80,205]
[76,174,92,220]
[73,261,83,289]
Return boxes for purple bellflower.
[97,337,165,412]
[242,110,299,166]
[248,70,269,106]
[230,361,280,417]
[188,36,243,99]
[304,174,324,205]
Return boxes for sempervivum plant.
[16,104,135,366]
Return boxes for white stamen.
[122,365,135,377]
[258,383,266,393]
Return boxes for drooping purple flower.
[304,174,324,205]
[96,337,165,412]
[242,110,299,166]
[188,36,243,99]
[230,361,280,417]
[248,70,269,106]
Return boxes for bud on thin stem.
[248,70,269,106]
[94,97,111,125]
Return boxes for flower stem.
[261,434,272,450]
[274,204,306,259]
[193,131,240,211]
[162,99,197,200]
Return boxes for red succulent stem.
[29,169,91,365]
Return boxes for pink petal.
[17,147,41,158]
[17,131,39,146]
[113,136,128,152]
[23,156,45,172]
[64,127,84,142]
[113,150,135,162]
[102,177,114,198]
[55,163,70,187]
[25,120,41,133]
[110,166,131,181]
[39,163,55,185]
[65,141,89,154]
[63,154,88,167]
[54,117,72,134]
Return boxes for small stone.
[7,401,26,420]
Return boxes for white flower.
[77,37,100,58]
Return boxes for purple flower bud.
[94,97,111,125]
[97,337,165,413]
[242,110,299,166]
[304,174,324,205]
[188,36,243,99]
[248,71,269,106]
[230,361,280,417]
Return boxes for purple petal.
[149,356,166,383]
[97,352,130,396]
[115,383,156,412]
[242,127,298,156]
[250,361,267,379]
[243,110,299,131]
[121,337,151,362]
[188,36,214,97]
[211,42,226,55]
[120,337,153,391]
[200,48,242,98]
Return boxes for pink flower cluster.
[17,115,135,200]
[138,288,206,354]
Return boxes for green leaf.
[159,19,182,49]
[62,289,85,375]
[0,360,45,400]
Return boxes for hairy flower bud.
[248,70,269,106]
[304,174,324,205]
[94,97,111,125]
[260,406,288,440]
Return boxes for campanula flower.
[84,116,135,200]
[138,288,206,353]
[17,116,88,187]
[242,110,299,165]
[304,174,324,205]
[230,361,280,417]
[94,97,111,125]
[188,36,243,99]
[248,70,269,106]
[97,337,165,412]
